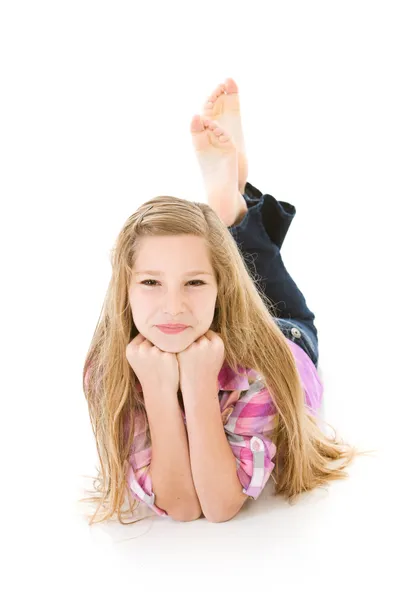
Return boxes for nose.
[163,290,186,316]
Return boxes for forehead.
[133,235,214,273]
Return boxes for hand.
[126,333,180,397]
[176,330,225,396]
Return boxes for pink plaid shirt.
[126,339,323,517]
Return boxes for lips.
[156,325,188,333]
[157,325,188,329]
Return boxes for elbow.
[206,511,237,523]
[170,507,203,522]
[205,492,250,523]
[165,498,203,522]
[205,508,242,523]
[176,512,203,522]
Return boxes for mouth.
[156,325,189,334]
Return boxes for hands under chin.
[176,330,225,397]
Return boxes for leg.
[240,181,296,250]
[228,182,320,368]
[193,79,319,364]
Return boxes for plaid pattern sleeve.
[127,462,168,517]
[220,342,324,501]
[220,380,279,500]
[126,412,169,517]
[84,363,167,516]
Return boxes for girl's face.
[128,235,218,352]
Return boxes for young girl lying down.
[81,78,372,525]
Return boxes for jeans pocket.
[275,318,319,368]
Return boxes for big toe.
[223,77,239,94]
[190,114,205,134]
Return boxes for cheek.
[129,294,149,316]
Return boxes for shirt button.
[291,327,301,339]
[251,436,263,452]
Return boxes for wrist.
[142,385,178,405]
[181,381,219,402]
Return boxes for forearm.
[183,384,245,522]
[143,387,202,521]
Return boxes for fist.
[126,333,180,396]
[177,329,225,395]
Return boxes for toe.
[204,119,231,143]
[224,78,239,94]
[203,83,227,114]
[204,118,218,130]
[190,114,205,134]
[209,84,225,103]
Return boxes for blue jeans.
[228,181,320,368]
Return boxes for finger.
[130,333,146,346]
[141,339,153,348]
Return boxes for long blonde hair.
[80,196,374,525]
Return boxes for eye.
[140,279,206,287]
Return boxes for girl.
[81,78,371,525]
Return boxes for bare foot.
[203,78,248,195]
[190,114,248,227]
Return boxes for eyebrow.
[134,270,213,277]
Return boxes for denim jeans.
[228,181,320,368]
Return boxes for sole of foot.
[190,114,248,227]
[203,77,248,195]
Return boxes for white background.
[1,1,397,598]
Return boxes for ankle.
[231,193,248,226]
